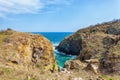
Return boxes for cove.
[33,32,76,68]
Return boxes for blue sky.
[0,0,120,32]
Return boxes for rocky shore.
[56,20,120,79]
[1,19,120,80]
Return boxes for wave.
[53,42,59,46]
[53,42,76,68]
[54,49,76,59]
[53,42,59,50]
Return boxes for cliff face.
[56,20,120,74]
[0,29,58,79]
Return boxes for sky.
[0,0,120,32]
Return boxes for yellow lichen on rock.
[0,29,59,74]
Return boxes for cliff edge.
[56,20,120,75]
[0,29,59,80]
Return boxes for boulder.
[99,53,120,74]
[106,25,120,35]
[63,60,85,70]
[85,63,99,74]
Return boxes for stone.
[85,63,99,74]
[63,60,85,70]
[85,59,99,63]
[99,53,120,74]
[107,26,120,35]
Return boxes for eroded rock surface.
[57,20,120,75]
[0,29,59,73]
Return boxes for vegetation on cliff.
[1,19,120,80]
[0,29,59,80]
[56,19,120,79]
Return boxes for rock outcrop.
[63,60,85,71]
[56,19,120,74]
[0,29,59,73]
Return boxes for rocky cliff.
[0,29,59,80]
[56,20,120,75]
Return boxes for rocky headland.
[0,29,59,80]
[1,19,120,80]
[56,20,120,79]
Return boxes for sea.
[33,32,76,68]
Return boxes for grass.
[35,64,40,68]
[0,22,120,79]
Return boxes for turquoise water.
[33,32,76,68]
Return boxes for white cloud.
[0,0,72,18]
[0,0,43,15]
